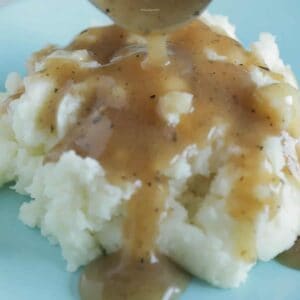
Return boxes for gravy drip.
[0,90,24,115]
[36,21,281,299]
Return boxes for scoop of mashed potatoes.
[1,12,300,289]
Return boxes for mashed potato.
[1,12,300,289]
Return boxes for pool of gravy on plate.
[277,238,300,269]
[33,18,285,300]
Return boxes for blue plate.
[0,1,300,299]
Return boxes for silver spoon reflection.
[89,0,212,33]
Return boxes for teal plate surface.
[0,1,300,299]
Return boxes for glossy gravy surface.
[80,252,189,300]
[33,20,282,299]
[277,238,300,269]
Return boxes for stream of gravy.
[32,20,283,299]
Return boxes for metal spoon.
[89,0,212,33]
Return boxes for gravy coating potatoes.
[1,12,300,293]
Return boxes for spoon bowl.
[89,0,212,33]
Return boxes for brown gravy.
[32,20,285,299]
[0,90,24,115]
[277,239,300,269]
[80,252,189,300]
[90,0,211,33]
